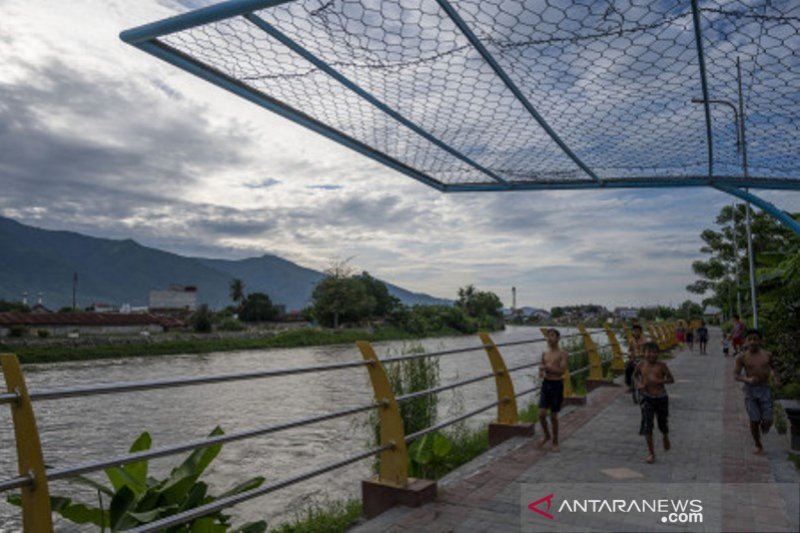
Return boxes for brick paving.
[352,328,799,532]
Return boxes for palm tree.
[229,278,245,310]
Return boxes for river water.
[0,326,600,531]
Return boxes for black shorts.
[539,379,564,413]
[639,394,669,435]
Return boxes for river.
[0,326,602,531]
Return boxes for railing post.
[579,325,607,391]
[356,342,408,487]
[603,324,625,375]
[1,353,52,532]
[479,333,535,446]
[356,342,436,518]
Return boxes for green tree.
[687,205,797,320]
[190,304,214,333]
[456,285,503,319]
[0,300,30,313]
[239,292,277,322]
[356,271,400,318]
[311,262,373,328]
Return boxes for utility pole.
[72,272,78,312]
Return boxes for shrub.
[8,326,27,338]
[36,329,50,338]
[190,304,214,333]
[217,317,246,332]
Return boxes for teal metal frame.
[120,0,800,235]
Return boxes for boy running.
[625,324,645,402]
[634,342,675,463]
[537,328,569,452]
[734,329,781,454]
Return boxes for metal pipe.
[405,399,504,443]
[129,443,392,532]
[40,403,378,485]
[445,177,800,192]
[1,359,370,404]
[396,371,497,403]
[714,185,800,237]
[119,0,293,44]
[0,475,31,492]
[690,0,714,178]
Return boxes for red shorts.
[733,337,744,348]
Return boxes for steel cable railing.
[0,326,628,531]
[0,329,605,405]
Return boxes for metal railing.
[0,323,673,531]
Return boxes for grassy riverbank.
[0,326,480,364]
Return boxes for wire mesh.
[129,0,799,188]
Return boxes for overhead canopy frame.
[121,0,800,234]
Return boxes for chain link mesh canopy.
[121,1,800,202]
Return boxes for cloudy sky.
[2,0,798,309]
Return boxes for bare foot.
[753,446,764,455]
[663,435,671,451]
[552,444,560,452]
[646,454,655,464]
[536,436,551,449]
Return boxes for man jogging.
[634,341,675,463]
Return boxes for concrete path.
[352,328,798,532]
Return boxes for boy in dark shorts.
[734,329,781,454]
[634,341,675,463]
[537,328,569,452]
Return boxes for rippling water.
[0,326,600,531]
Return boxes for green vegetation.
[8,428,265,532]
[0,299,29,313]
[190,304,214,333]
[2,326,477,364]
[269,500,362,533]
[687,205,800,391]
[774,402,788,435]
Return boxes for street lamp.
[691,57,758,327]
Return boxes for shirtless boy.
[634,341,675,463]
[625,325,645,402]
[537,328,569,452]
[734,329,781,454]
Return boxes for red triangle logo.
[528,493,555,520]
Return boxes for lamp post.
[691,57,757,327]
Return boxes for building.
[614,307,638,320]
[0,312,183,337]
[149,285,197,311]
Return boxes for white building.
[149,285,197,311]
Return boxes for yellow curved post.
[603,324,625,372]
[578,325,604,380]
[356,342,408,487]
[1,354,52,532]
[647,324,660,349]
[539,328,573,397]
[479,333,518,424]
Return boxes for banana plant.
[408,431,452,479]
[9,427,266,532]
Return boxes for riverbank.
[0,326,484,364]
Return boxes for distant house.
[703,305,723,321]
[0,312,183,337]
[149,285,197,311]
[614,307,638,320]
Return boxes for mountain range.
[0,216,450,311]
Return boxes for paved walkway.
[353,328,799,532]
